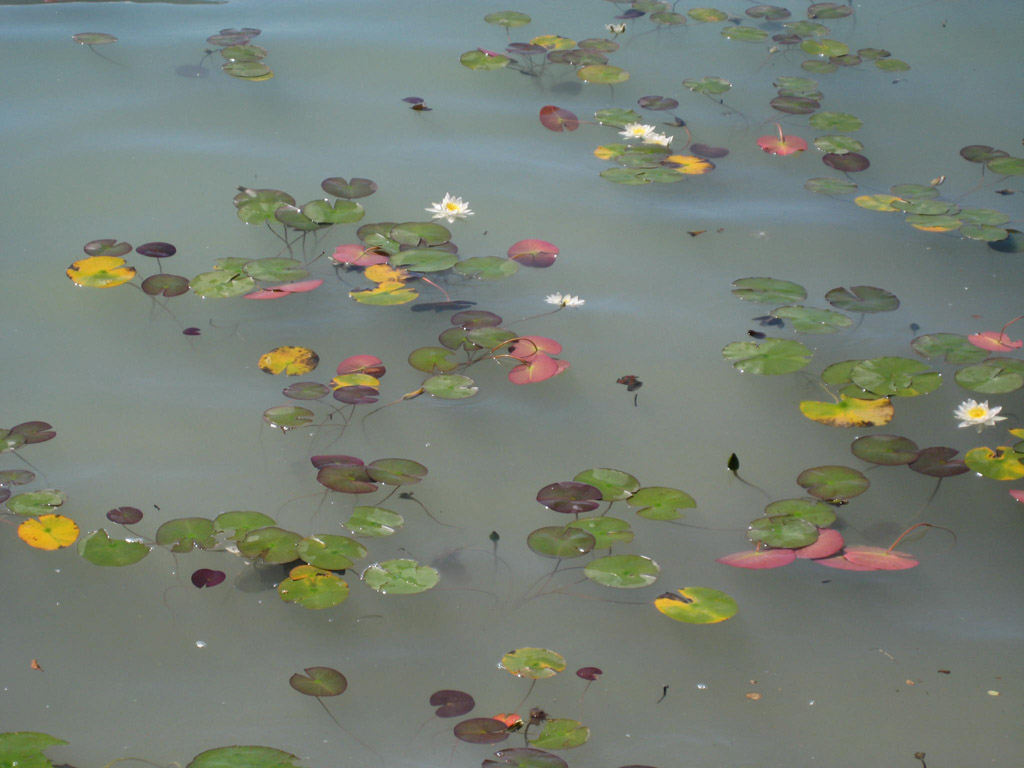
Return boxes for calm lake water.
[2,1,1023,767]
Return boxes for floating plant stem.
[887,522,955,552]
[399,490,454,527]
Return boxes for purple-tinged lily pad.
[638,95,679,111]
[527,526,596,558]
[332,385,379,405]
[290,667,348,696]
[908,447,969,477]
[84,239,132,257]
[508,239,558,268]
[690,143,729,158]
[106,506,143,524]
[136,242,176,258]
[191,568,226,588]
[454,718,510,745]
[536,481,602,514]
[430,689,476,718]
[823,152,869,172]
[141,274,190,297]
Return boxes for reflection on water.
[1,1,1023,767]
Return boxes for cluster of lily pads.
[205,28,274,81]
[2,416,438,608]
[526,467,738,624]
[461,11,630,86]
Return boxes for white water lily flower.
[618,122,656,141]
[426,193,473,224]
[606,23,626,35]
[643,132,672,147]
[954,399,1006,431]
[545,293,585,308]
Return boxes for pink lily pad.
[1010,489,1024,503]
[337,354,385,376]
[794,528,844,559]
[843,546,918,570]
[245,279,324,299]
[508,239,558,268]
[508,353,559,384]
[191,568,226,588]
[331,243,389,267]
[509,336,563,360]
[968,331,1023,351]
[756,133,808,155]
[814,555,877,571]
[716,548,796,569]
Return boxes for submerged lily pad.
[188,747,300,768]
[527,526,596,558]
[809,112,862,132]
[805,177,858,195]
[683,76,732,96]
[721,26,769,42]
[797,465,869,500]
[572,468,639,501]
[747,515,819,548]
[577,65,629,84]
[346,506,404,536]
[626,486,696,520]
[529,719,590,750]
[851,434,920,465]
[566,517,634,548]
[289,667,348,696]
[911,333,989,364]
[484,748,567,768]
[731,277,807,303]
[771,305,851,334]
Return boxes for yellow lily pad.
[330,373,380,389]
[258,346,320,376]
[663,155,715,174]
[965,446,1024,480]
[66,255,136,288]
[18,514,80,550]
[799,395,894,427]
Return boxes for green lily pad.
[987,156,1024,176]
[909,447,969,478]
[222,61,273,79]
[769,95,820,114]
[849,357,932,395]
[454,256,518,280]
[500,647,565,679]
[529,719,590,750]
[346,506,404,537]
[813,135,863,154]
[989,229,1024,253]
[784,20,830,36]
[483,748,567,768]
[565,517,634,548]
[797,465,869,501]
[73,33,117,45]
[297,535,367,570]
[190,270,256,298]
[965,446,1024,480]
[875,58,910,71]
[77,529,151,566]
[577,64,629,84]
[825,285,899,312]
[390,221,452,246]
[460,50,511,70]
[409,346,460,374]
[363,559,439,594]
[141,274,190,297]
[278,565,350,609]
[6,490,66,516]
[851,434,920,465]
[234,188,294,224]
[747,515,819,548]
[367,458,427,486]
[188,747,300,768]
[721,26,769,42]
[390,249,459,273]
[221,44,267,62]
[907,214,962,231]
[722,338,813,374]
[626,486,696,520]
[954,361,1024,394]
[801,59,838,73]
[322,177,377,199]
[155,517,216,552]
[466,326,518,348]
[263,405,315,429]
[763,498,836,526]
[584,554,660,588]
[289,667,348,696]
[0,469,34,485]
[804,177,858,195]
[688,8,728,22]
[527,526,596,558]
[890,184,939,199]
[731,277,807,303]
[594,108,643,127]
[214,511,277,541]
[747,5,792,20]
[890,198,954,215]
[911,333,990,364]
[423,374,479,399]
[809,111,862,131]
[572,468,639,501]
[650,11,687,24]
[772,305,851,334]
[655,587,738,624]
[808,3,853,18]
[960,224,1008,242]
[801,38,848,57]
[958,208,1011,226]
[484,10,531,27]
[683,76,732,95]
[237,526,303,563]
[857,48,890,59]
[302,198,365,225]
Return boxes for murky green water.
[2,1,1023,767]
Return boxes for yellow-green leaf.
[18,514,80,550]
[66,255,136,287]
[655,587,737,624]
[799,395,894,427]
[258,346,320,375]
[965,446,1024,480]
[330,373,380,389]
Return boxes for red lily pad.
[757,133,808,155]
[331,243,389,267]
[793,528,844,559]
[191,568,226,588]
[539,105,579,132]
[968,331,1023,351]
[814,555,877,571]
[508,353,559,384]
